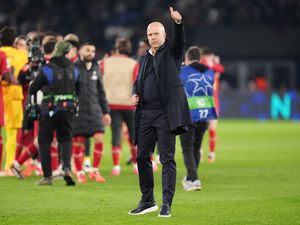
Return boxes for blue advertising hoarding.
[219,91,300,120]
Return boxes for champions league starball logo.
[185,73,213,98]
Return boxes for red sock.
[209,129,217,153]
[130,144,137,163]
[50,144,59,171]
[18,143,38,165]
[72,139,85,172]
[15,129,23,160]
[0,135,3,170]
[92,142,103,168]
[112,146,121,166]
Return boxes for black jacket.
[29,56,79,115]
[133,22,192,141]
[29,57,77,95]
[72,60,109,137]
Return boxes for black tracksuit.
[29,56,78,178]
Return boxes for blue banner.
[219,91,300,120]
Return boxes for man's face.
[80,45,95,62]
[14,39,28,51]
[147,23,166,50]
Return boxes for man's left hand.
[170,7,182,24]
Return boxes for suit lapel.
[137,55,147,94]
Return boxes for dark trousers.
[136,109,176,206]
[179,121,208,181]
[85,138,90,156]
[110,109,135,146]
[38,111,74,178]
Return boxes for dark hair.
[31,34,43,44]
[201,46,214,56]
[115,37,132,55]
[0,26,16,46]
[42,31,57,39]
[185,46,201,61]
[80,42,95,49]
[43,40,56,54]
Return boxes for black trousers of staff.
[136,109,176,206]
[179,121,208,181]
[38,111,74,178]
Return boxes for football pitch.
[0,120,299,225]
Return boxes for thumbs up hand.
[169,7,182,24]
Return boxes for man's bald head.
[147,22,166,34]
[147,22,166,53]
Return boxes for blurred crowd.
[1,0,299,54]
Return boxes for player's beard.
[83,55,94,62]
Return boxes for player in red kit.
[200,47,224,163]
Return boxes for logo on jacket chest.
[90,71,98,80]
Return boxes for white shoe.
[84,159,93,172]
[208,152,216,163]
[184,179,202,191]
[52,169,64,180]
[133,163,138,175]
[112,165,121,176]
[11,161,23,179]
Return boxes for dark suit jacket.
[133,22,192,143]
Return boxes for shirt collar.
[148,48,155,56]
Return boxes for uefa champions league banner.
[219,91,300,120]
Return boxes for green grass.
[0,120,300,225]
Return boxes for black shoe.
[36,177,52,186]
[128,201,158,215]
[64,175,76,186]
[10,164,23,180]
[158,204,171,217]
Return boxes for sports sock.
[209,129,217,153]
[92,142,103,168]
[112,145,121,166]
[18,143,38,165]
